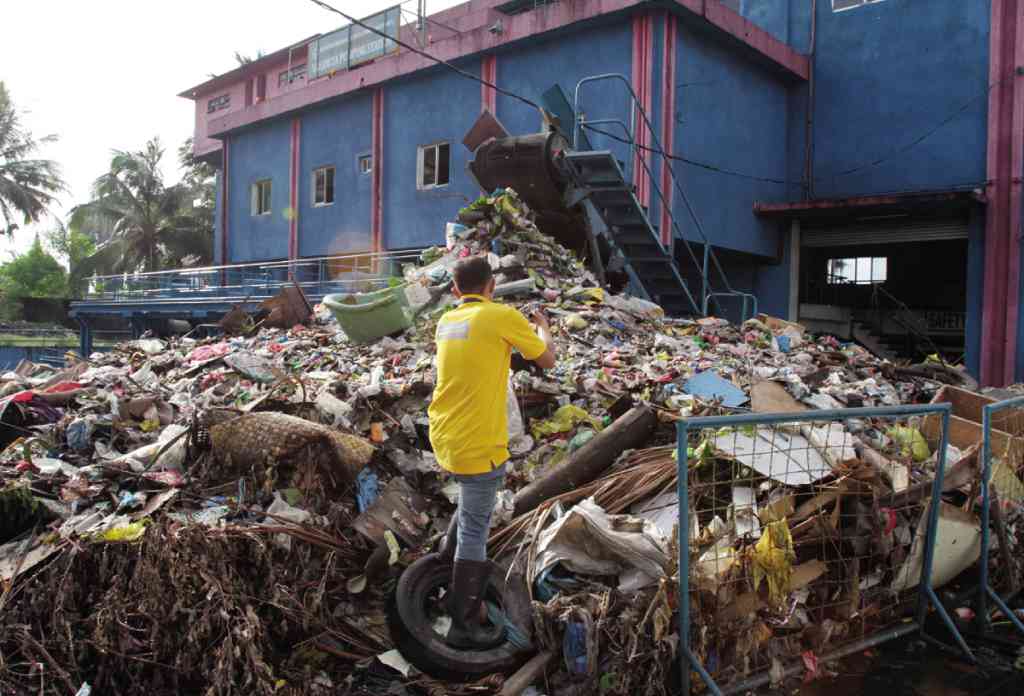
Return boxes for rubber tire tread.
[386,553,529,681]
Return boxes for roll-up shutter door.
[801,218,968,247]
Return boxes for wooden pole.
[498,651,554,696]
[513,405,657,516]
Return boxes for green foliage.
[0,82,67,236]
[71,137,214,276]
[0,235,68,300]
[45,222,95,297]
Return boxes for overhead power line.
[304,0,1004,188]
[586,74,1009,186]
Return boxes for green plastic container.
[323,284,413,344]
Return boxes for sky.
[0,0,458,261]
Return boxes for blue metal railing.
[676,403,970,694]
[81,249,427,304]
[978,397,1024,637]
[573,73,758,320]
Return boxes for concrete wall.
[298,93,374,257]
[495,18,633,165]
[672,17,791,258]
[810,0,990,198]
[382,62,484,250]
[226,120,291,262]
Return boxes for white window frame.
[251,179,272,216]
[416,142,451,190]
[827,256,888,285]
[832,0,886,12]
[313,166,336,207]
[358,154,373,175]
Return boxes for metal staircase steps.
[564,149,699,314]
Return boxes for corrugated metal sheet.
[801,219,968,247]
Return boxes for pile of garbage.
[0,189,1017,695]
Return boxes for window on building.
[278,64,307,87]
[255,74,267,102]
[244,80,254,107]
[314,166,336,206]
[206,94,230,114]
[832,0,885,12]
[417,142,450,190]
[827,257,887,285]
[252,180,272,216]
[358,154,373,174]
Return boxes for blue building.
[74,0,1023,387]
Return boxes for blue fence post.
[676,403,974,693]
[977,397,1024,637]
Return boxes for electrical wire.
[305,0,1007,188]
[584,74,1011,185]
[303,0,539,110]
[582,123,790,184]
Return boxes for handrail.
[573,73,757,320]
[870,283,946,362]
[82,247,429,302]
[86,247,427,282]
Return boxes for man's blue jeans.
[453,464,506,562]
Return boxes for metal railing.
[573,73,758,321]
[80,249,427,304]
[676,403,971,694]
[977,397,1024,637]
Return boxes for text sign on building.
[309,6,400,79]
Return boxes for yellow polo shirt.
[428,295,547,475]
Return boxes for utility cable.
[303,0,539,110]
[583,74,1011,185]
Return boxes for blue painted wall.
[730,0,811,53]
[298,94,374,257]
[382,62,483,250]
[673,18,791,258]
[809,0,990,198]
[496,17,634,169]
[227,120,292,262]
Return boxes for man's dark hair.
[453,256,493,295]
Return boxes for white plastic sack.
[533,498,669,591]
[507,378,524,439]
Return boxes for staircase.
[563,150,699,316]
[570,73,757,321]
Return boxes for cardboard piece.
[751,381,807,414]
[891,500,981,592]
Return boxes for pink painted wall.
[192,48,309,159]
[187,0,806,159]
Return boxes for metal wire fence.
[676,403,967,694]
[978,396,1024,637]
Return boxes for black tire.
[386,553,533,681]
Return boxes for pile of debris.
[0,189,1016,695]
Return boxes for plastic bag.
[507,379,524,438]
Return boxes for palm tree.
[71,138,212,275]
[0,82,66,236]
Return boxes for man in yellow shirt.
[429,255,555,649]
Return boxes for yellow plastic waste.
[992,459,1024,502]
[96,520,149,543]
[570,287,605,303]
[563,313,589,330]
[887,426,930,462]
[751,519,795,606]
[531,405,603,438]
